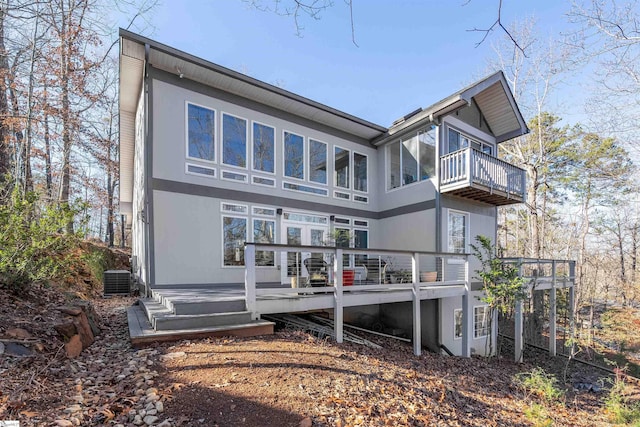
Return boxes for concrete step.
[153,310,253,331]
[170,298,246,315]
[127,305,274,348]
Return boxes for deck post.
[461,256,471,358]
[412,252,421,356]
[244,244,257,320]
[514,258,524,363]
[334,248,344,344]
[549,261,557,357]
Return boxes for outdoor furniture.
[357,258,388,284]
[303,257,329,287]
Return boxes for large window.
[448,210,468,254]
[309,139,327,184]
[222,113,247,168]
[187,103,216,162]
[354,152,367,192]
[253,219,275,266]
[284,131,304,179]
[387,126,435,190]
[334,146,350,189]
[474,306,490,338]
[253,122,275,173]
[448,128,493,155]
[223,216,247,266]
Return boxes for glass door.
[280,222,327,286]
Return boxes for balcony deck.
[440,147,526,206]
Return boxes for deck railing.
[440,147,526,198]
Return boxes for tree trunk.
[0,5,10,195]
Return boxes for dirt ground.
[0,284,634,427]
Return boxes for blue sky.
[139,0,577,127]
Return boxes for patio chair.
[303,257,329,287]
[358,258,388,284]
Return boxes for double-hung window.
[187,103,216,162]
[222,216,247,266]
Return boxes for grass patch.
[605,369,640,425]
[514,367,565,405]
[524,402,554,427]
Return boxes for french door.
[280,221,328,285]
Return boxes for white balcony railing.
[440,148,526,201]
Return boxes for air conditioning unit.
[103,270,131,295]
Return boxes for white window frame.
[252,218,277,268]
[252,175,276,187]
[334,191,350,200]
[454,308,463,340]
[353,195,369,204]
[221,169,248,184]
[474,305,491,338]
[185,162,216,179]
[221,111,249,170]
[185,101,217,164]
[352,150,368,194]
[221,214,248,268]
[221,202,248,214]
[283,130,306,182]
[251,120,276,175]
[447,209,469,255]
[308,138,328,185]
[334,145,351,190]
[282,181,329,197]
[446,126,495,156]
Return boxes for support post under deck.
[412,252,421,356]
[549,261,557,357]
[334,248,344,344]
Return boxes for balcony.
[439,148,526,206]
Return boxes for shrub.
[605,368,640,424]
[523,402,554,427]
[0,188,83,290]
[514,367,565,405]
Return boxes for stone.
[6,327,32,339]
[133,415,144,425]
[146,394,159,402]
[75,301,101,336]
[64,404,81,414]
[0,341,4,355]
[65,335,83,358]
[146,409,157,416]
[58,306,83,316]
[72,311,94,349]
[143,415,158,425]
[299,417,312,427]
[55,322,78,339]
[4,342,32,356]
[157,421,172,427]
[155,401,164,413]
[146,387,158,395]
[159,352,186,360]
[55,420,74,427]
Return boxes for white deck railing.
[440,147,526,198]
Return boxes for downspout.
[143,42,151,296]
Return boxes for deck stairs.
[127,287,274,346]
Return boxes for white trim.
[221,111,249,170]
[334,191,350,200]
[353,219,369,228]
[446,209,469,256]
[185,162,216,179]
[282,181,329,197]
[251,120,276,175]
[453,308,463,340]
[473,305,490,338]
[221,169,248,183]
[308,138,328,185]
[352,150,368,194]
[220,202,248,214]
[252,206,277,217]
[283,129,306,182]
[334,144,351,190]
[252,217,277,268]
[252,175,276,187]
[185,101,217,164]
[221,214,248,269]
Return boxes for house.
[119,29,574,359]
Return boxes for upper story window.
[253,122,275,173]
[309,139,327,184]
[387,126,435,190]
[354,152,367,192]
[284,131,304,179]
[448,210,468,254]
[334,146,350,189]
[222,113,247,168]
[187,103,216,162]
[448,128,493,155]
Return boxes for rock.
[146,409,157,416]
[133,415,144,425]
[157,421,172,427]
[143,415,158,425]
[72,311,94,348]
[55,420,74,427]
[70,417,80,426]
[146,387,158,395]
[159,352,186,360]
[58,306,83,316]
[34,342,44,352]
[75,301,101,336]
[299,417,312,427]
[146,394,159,402]
[55,322,78,339]
[64,404,81,414]
[0,341,4,354]
[65,335,83,358]
[6,327,32,339]
[155,401,164,413]
[4,342,32,356]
